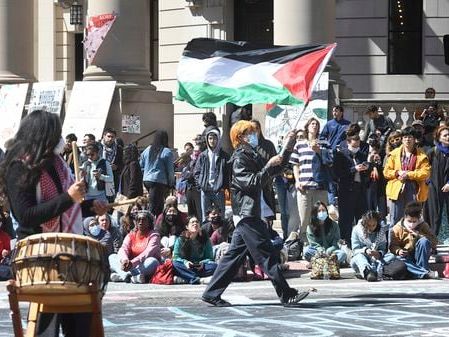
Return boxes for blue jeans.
[400,237,432,279]
[173,260,217,284]
[275,177,289,240]
[390,181,416,227]
[201,190,225,221]
[304,246,347,265]
[109,253,160,281]
[351,252,396,277]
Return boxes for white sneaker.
[173,276,187,284]
[110,273,125,282]
[130,274,146,284]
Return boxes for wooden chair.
[7,280,104,337]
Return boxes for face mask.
[404,217,423,230]
[247,133,259,148]
[317,211,328,222]
[54,137,65,155]
[89,225,101,236]
[211,215,221,224]
[348,145,360,153]
[166,214,175,223]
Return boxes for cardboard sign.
[0,83,29,150]
[62,81,116,142]
[28,81,66,115]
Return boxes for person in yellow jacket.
[384,127,431,226]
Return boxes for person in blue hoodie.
[140,130,175,217]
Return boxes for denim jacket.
[140,146,175,187]
[312,148,333,188]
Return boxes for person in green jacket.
[172,216,217,284]
[304,201,347,265]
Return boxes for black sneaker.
[366,271,377,282]
[201,296,232,307]
[426,270,439,279]
[281,291,310,307]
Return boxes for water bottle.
[376,261,383,281]
[323,260,330,280]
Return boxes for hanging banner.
[28,81,66,115]
[0,83,29,150]
[62,81,116,142]
[265,72,329,151]
[122,114,141,134]
[83,13,118,64]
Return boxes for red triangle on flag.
[273,45,334,103]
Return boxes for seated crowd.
[0,104,447,284]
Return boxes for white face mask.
[348,145,360,153]
[53,137,65,155]
[404,217,423,230]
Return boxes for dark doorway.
[234,0,273,44]
[74,33,84,81]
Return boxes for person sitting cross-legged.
[109,210,161,283]
[390,201,439,279]
[351,210,408,282]
[304,201,347,266]
[172,216,217,284]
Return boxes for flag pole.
[279,100,310,157]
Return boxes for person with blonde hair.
[202,121,309,307]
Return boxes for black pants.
[202,216,296,301]
[186,188,202,222]
[143,181,170,217]
[36,313,91,337]
[338,182,367,247]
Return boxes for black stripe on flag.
[183,38,327,65]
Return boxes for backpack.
[284,236,303,261]
[150,259,175,285]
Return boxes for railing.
[340,98,449,128]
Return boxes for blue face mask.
[247,133,259,148]
[317,211,328,222]
[89,225,101,237]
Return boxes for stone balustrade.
[340,99,449,129]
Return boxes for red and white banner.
[83,13,117,64]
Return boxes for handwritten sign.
[62,81,116,142]
[0,83,29,150]
[28,81,66,115]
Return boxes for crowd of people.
[0,101,447,301]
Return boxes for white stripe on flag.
[177,56,283,89]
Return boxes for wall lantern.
[70,1,83,25]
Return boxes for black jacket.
[255,138,277,218]
[332,148,370,191]
[194,149,230,193]
[119,160,143,198]
[230,144,276,219]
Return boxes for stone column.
[0,0,34,83]
[83,0,153,87]
[273,0,351,104]
[273,0,335,45]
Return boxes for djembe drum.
[8,233,110,337]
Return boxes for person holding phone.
[333,133,370,246]
[172,216,217,284]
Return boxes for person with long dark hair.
[0,110,108,336]
[304,201,346,265]
[424,126,449,243]
[139,130,175,217]
[172,216,217,284]
[118,144,143,199]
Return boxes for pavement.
[1,263,449,337]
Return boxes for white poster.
[265,72,329,150]
[122,114,141,134]
[62,81,116,142]
[28,81,66,115]
[0,83,29,150]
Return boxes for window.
[388,0,423,74]
[150,0,159,81]
[74,33,84,81]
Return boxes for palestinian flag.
[176,38,336,108]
